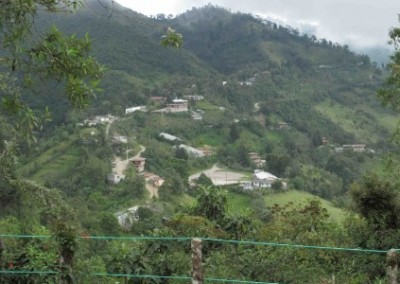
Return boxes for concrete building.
[159,132,182,142]
[115,206,139,228]
[342,144,366,152]
[107,173,125,184]
[166,99,188,112]
[125,106,146,115]
[176,144,205,158]
[241,170,285,190]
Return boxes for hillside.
[20,2,399,204]
[3,2,400,283]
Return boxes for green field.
[228,190,347,222]
[195,100,223,111]
[19,128,102,183]
[315,100,398,143]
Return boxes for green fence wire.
[0,270,57,275]
[201,237,388,253]
[0,270,279,284]
[0,234,390,253]
[0,234,393,283]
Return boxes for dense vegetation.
[2,1,400,283]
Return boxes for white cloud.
[116,0,182,16]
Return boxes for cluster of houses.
[125,96,208,121]
[316,136,372,154]
[108,156,166,188]
[130,157,165,187]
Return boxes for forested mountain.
[2,1,400,283]
[34,2,385,122]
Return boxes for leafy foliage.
[379,17,400,110]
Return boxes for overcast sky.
[116,0,400,49]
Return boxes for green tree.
[0,1,182,282]
[350,174,400,231]
[159,171,186,200]
[271,180,283,190]
[1,2,104,125]
[378,17,400,109]
[266,153,290,176]
[194,185,228,223]
[195,173,213,186]
[229,123,240,142]
[348,174,400,280]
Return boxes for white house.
[125,106,146,115]
[176,144,205,158]
[252,170,278,188]
[142,172,165,187]
[184,95,204,101]
[112,135,128,144]
[159,132,182,142]
[84,114,116,126]
[166,99,188,112]
[242,170,284,190]
[115,206,139,228]
[342,144,366,152]
[191,111,203,120]
[107,173,125,184]
[248,152,266,167]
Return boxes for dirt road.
[111,145,145,176]
[189,164,248,186]
[111,145,158,198]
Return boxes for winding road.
[111,145,158,198]
[111,145,145,176]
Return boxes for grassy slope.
[315,100,399,143]
[19,128,104,183]
[228,190,347,222]
[20,138,80,181]
[32,146,82,181]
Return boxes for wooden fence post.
[0,239,4,265]
[387,249,398,284]
[191,238,203,284]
